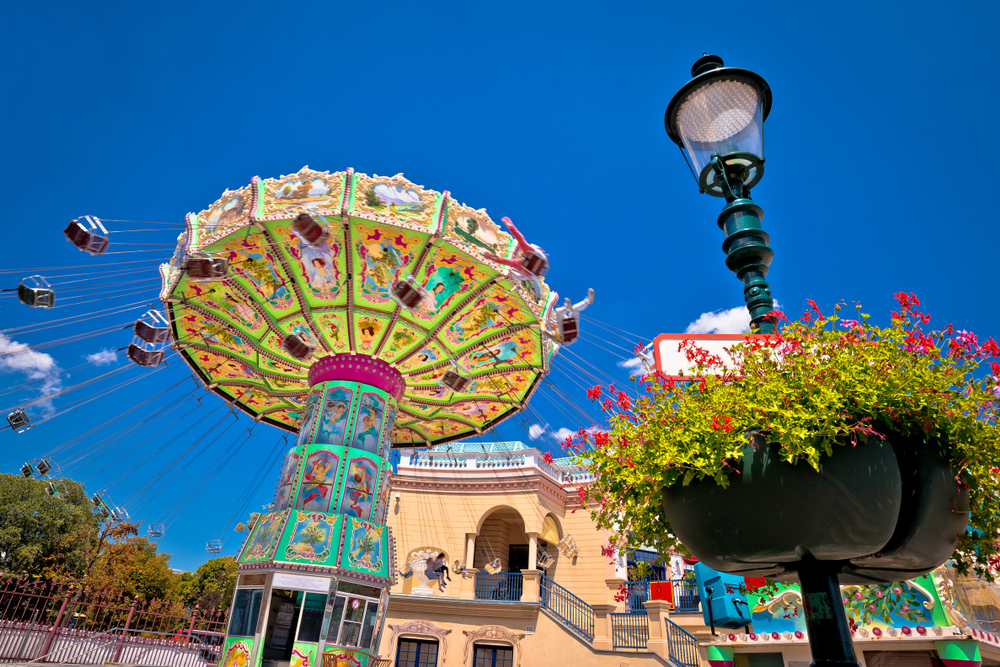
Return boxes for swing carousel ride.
[3,166,612,667]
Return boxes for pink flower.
[893,586,902,595]
[854,592,863,601]
[875,590,883,598]
[902,605,910,613]
[868,604,876,612]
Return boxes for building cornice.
[387,594,540,620]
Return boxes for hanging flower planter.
[577,293,1000,582]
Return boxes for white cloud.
[685,306,752,334]
[0,335,63,411]
[685,301,781,335]
[552,427,575,441]
[617,342,653,375]
[86,348,118,366]
[529,423,578,443]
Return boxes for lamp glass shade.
[676,76,764,178]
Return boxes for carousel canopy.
[160,167,559,446]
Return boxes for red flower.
[587,385,603,401]
[542,451,554,465]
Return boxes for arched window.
[396,639,439,667]
[474,644,514,667]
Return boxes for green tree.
[0,473,98,576]
[177,557,239,610]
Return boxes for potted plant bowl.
[572,294,1000,666]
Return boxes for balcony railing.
[474,572,522,602]
[624,579,700,613]
[665,618,700,667]
[539,575,594,641]
[610,613,648,650]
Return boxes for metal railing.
[610,613,648,650]
[665,618,700,667]
[0,626,218,667]
[539,575,594,641]
[671,579,700,612]
[623,579,700,613]
[474,572,522,602]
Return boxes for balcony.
[624,579,700,614]
[473,572,523,602]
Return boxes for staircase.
[538,575,700,667]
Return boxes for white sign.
[272,573,332,592]
[653,333,766,381]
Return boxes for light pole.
[664,54,776,333]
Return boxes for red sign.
[650,581,675,610]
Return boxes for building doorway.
[507,545,528,572]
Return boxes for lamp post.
[664,54,776,334]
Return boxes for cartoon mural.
[290,646,313,667]
[284,511,336,562]
[297,237,340,297]
[203,194,245,235]
[316,385,354,446]
[295,393,320,447]
[350,393,385,453]
[274,448,300,511]
[355,226,415,302]
[295,450,340,512]
[221,640,251,667]
[423,265,465,310]
[340,457,378,519]
[355,316,386,353]
[345,516,385,574]
[364,183,425,216]
[244,511,285,561]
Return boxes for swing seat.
[134,319,171,344]
[391,277,428,310]
[8,409,31,433]
[559,316,579,344]
[127,344,164,367]
[185,257,229,280]
[293,212,328,246]
[18,276,55,309]
[521,250,549,277]
[20,462,34,478]
[439,369,470,393]
[537,550,555,569]
[483,559,502,574]
[64,217,109,256]
[282,334,314,361]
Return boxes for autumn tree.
[0,473,98,576]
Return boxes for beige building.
[376,441,705,667]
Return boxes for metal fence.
[624,579,700,613]
[539,575,594,641]
[473,572,522,602]
[0,576,228,664]
[610,613,648,650]
[665,618,700,667]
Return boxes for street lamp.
[665,54,776,333]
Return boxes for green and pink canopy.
[159,166,560,446]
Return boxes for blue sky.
[1,1,997,571]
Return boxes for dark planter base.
[662,433,969,584]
